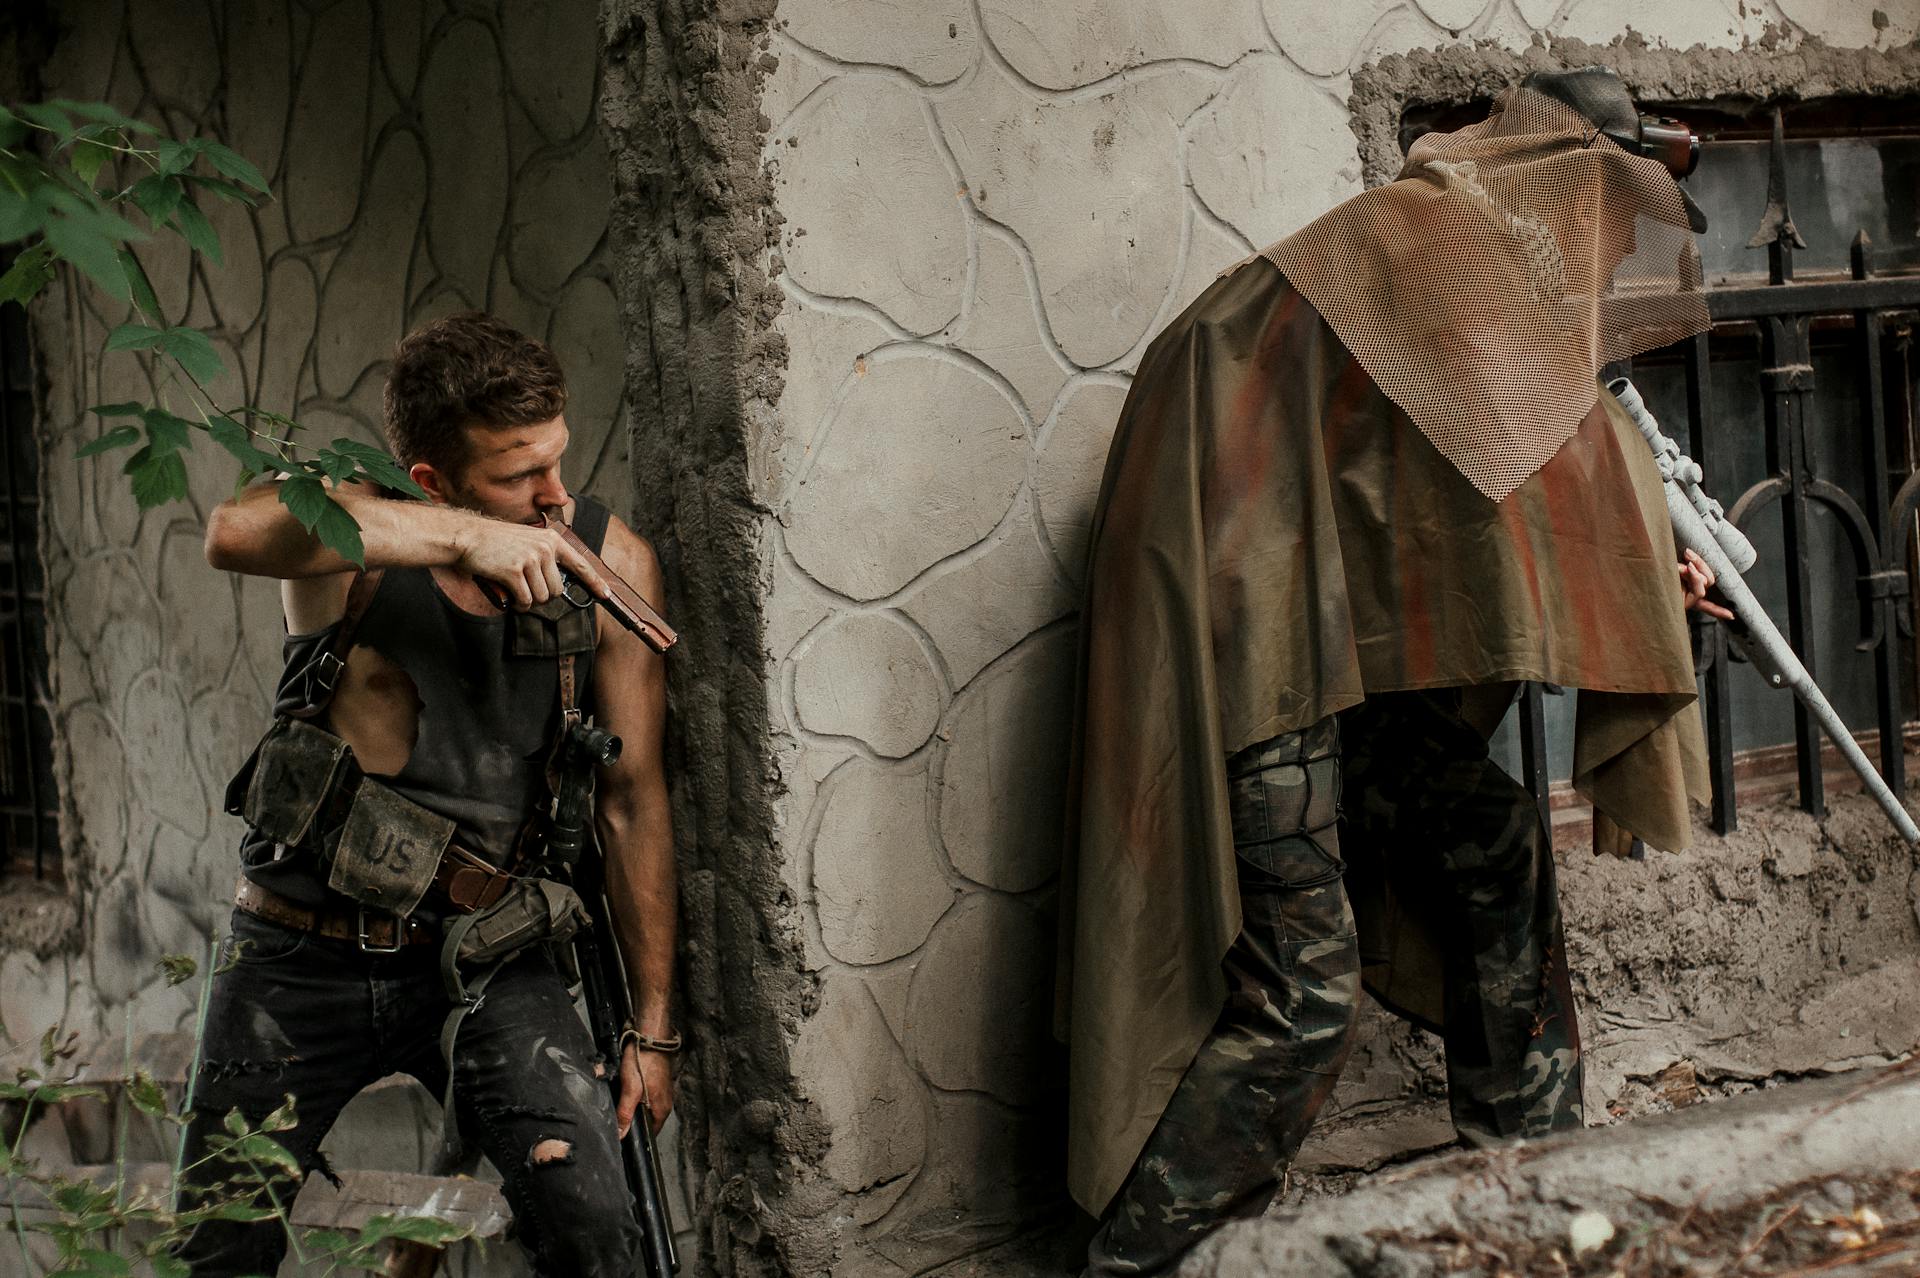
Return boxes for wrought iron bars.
[1688,108,1920,834]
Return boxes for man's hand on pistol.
[457,518,612,610]
[1678,548,1735,621]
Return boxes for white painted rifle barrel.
[1608,377,1919,845]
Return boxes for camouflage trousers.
[1086,690,1583,1275]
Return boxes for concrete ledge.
[1182,1063,1920,1276]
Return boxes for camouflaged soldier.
[1061,68,1724,1274]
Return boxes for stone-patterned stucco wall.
[755,0,1920,1271]
[6,0,627,1255]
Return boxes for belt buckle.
[356,905,404,954]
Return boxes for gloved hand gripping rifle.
[1610,377,1919,845]
[548,721,681,1276]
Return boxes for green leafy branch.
[0,99,424,565]
[1,953,474,1276]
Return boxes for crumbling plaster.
[738,0,1920,1273]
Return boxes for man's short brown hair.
[383,312,568,476]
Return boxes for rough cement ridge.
[1181,1061,1920,1277]
[596,2,825,1276]
[1350,33,1920,188]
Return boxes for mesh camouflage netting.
[1264,86,1710,502]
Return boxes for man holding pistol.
[183,312,673,1276]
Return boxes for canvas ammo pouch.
[438,875,590,1014]
[229,717,454,917]
[445,876,589,969]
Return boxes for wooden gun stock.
[545,513,679,654]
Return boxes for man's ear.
[410,461,452,504]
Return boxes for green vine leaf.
[315,448,358,483]
[143,409,194,456]
[73,424,140,458]
[155,951,198,986]
[212,1202,281,1223]
[357,1213,474,1247]
[127,1068,168,1117]
[328,436,428,499]
[44,212,132,299]
[48,1183,113,1216]
[208,416,281,477]
[17,102,71,137]
[0,243,56,308]
[145,1253,191,1278]
[104,322,165,352]
[154,138,204,178]
[157,326,223,384]
[281,475,367,566]
[47,99,155,135]
[183,173,259,207]
[45,1246,132,1278]
[130,174,183,227]
[199,141,270,195]
[260,1094,298,1134]
[170,197,220,266]
[118,246,163,325]
[70,139,111,187]
[233,1132,300,1177]
[0,185,41,242]
[125,447,188,509]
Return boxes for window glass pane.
[1691,136,1920,281]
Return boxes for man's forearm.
[204,480,480,578]
[598,791,675,1035]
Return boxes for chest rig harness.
[223,569,606,1106]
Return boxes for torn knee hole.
[529,1138,574,1167]
[592,1060,606,1079]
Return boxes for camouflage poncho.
[1056,260,1708,1215]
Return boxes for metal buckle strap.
[289,568,385,721]
[308,651,346,697]
[356,905,404,954]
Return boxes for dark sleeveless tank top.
[240,496,613,910]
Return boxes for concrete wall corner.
[596,1,842,1274]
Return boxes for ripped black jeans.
[176,908,640,1277]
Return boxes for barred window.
[0,265,58,877]
[1399,96,1920,841]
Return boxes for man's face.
[412,415,572,525]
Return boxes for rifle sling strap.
[436,643,588,1160]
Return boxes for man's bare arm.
[590,518,676,1134]
[204,480,481,577]
[204,481,612,622]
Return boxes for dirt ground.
[1352,1169,1920,1278]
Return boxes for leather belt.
[432,842,517,913]
[235,878,437,951]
